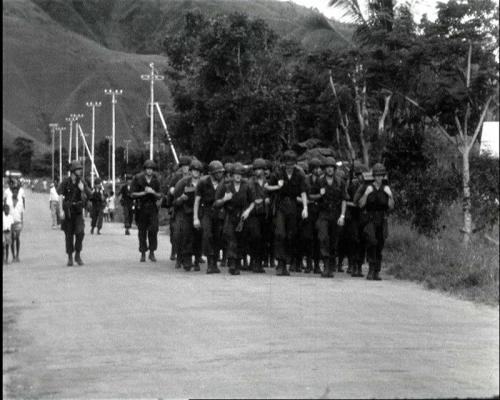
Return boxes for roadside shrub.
[385,204,499,305]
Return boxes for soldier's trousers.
[316,212,340,261]
[299,210,319,262]
[364,221,387,272]
[136,206,159,253]
[62,213,85,255]
[175,210,194,258]
[246,214,266,262]
[200,209,223,258]
[122,205,134,229]
[274,206,300,264]
[222,214,244,261]
[169,210,177,255]
[90,207,104,230]
[344,216,365,267]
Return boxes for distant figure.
[8,186,24,262]
[49,182,60,229]
[119,175,134,235]
[107,191,116,222]
[3,203,14,264]
[89,178,106,234]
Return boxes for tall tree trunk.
[462,149,472,245]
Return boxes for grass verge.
[384,204,499,305]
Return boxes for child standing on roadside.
[3,203,14,264]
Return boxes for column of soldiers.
[161,150,394,280]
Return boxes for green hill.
[3,0,353,154]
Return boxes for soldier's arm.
[193,195,201,227]
[214,184,228,208]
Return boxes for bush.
[384,203,499,305]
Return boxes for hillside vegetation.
[3,0,352,152]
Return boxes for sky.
[280,0,440,22]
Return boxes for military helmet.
[252,158,266,170]
[372,163,387,176]
[208,160,225,174]
[297,160,308,173]
[143,160,156,169]
[190,159,203,171]
[178,155,192,167]
[70,160,83,172]
[323,157,337,167]
[282,150,297,164]
[232,162,245,175]
[224,162,234,174]
[309,158,322,169]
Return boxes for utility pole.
[86,101,101,188]
[82,133,89,179]
[141,63,164,160]
[49,123,58,182]
[105,135,112,181]
[65,116,75,168]
[71,113,83,160]
[124,139,131,165]
[104,89,122,195]
[55,126,66,183]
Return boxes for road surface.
[3,192,499,398]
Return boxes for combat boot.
[183,255,192,271]
[125,228,130,235]
[337,259,344,273]
[229,258,240,275]
[356,263,364,277]
[74,252,84,266]
[321,258,334,278]
[313,259,321,274]
[366,266,375,280]
[140,252,146,262]
[169,250,176,260]
[206,256,220,274]
[90,227,94,235]
[67,254,74,267]
[193,257,201,271]
[149,251,157,262]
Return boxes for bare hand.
[180,193,188,201]
[60,210,65,220]
[337,215,345,226]
[278,179,284,188]
[320,188,326,196]
[224,192,233,201]
[78,181,84,191]
[365,185,374,196]
[264,198,270,204]
[254,198,263,205]
[301,208,308,220]
[193,218,201,229]
[241,210,250,220]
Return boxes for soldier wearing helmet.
[118,174,134,235]
[358,163,394,281]
[130,159,162,262]
[264,150,309,276]
[193,160,225,274]
[58,160,92,266]
[89,177,107,235]
[166,155,193,266]
[300,157,323,274]
[243,158,271,273]
[172,159,203,271]
[316,156,348,278]
[214,162,255,275]
[342,161,369,277]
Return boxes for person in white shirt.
[3,203,14,264]
[107,191,116,222]
[49,182,60,228]
[3,178,26,210]
[9,186,24,262]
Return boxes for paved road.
[3,192,499,399]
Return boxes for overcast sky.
[280,0,440,22]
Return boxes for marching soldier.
[130,160,162,262]
[167,155,192,265]
[246,158,270,273]
[265,150,308,276]
[193,160,225,274]
[89,178,106,235]
[262,159,274,268]
[214,162,254,275]
[358,163,394,281]
[173,159,203,271]
[58,160,92,266]
[316,157,347,278]
[118,174,134,235]
[303,157,323,273]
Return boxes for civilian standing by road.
[118,175,134,235]
[58,160,92,266]
[131,160,162,262]
[3,203,14,264]
[49,182,60,229]
[89,178,106,235]
[358,163,394,281]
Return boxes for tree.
[13,137,34,174]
